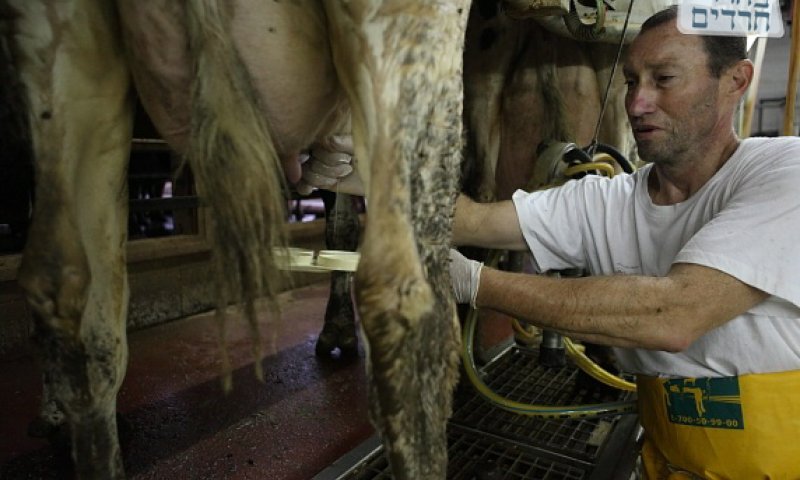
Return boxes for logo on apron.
[661,376,745,430]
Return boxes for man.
[455,6,800,477]
[301,6,800,477]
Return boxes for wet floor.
[0,282,374,479]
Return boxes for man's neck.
[648,134,741,205]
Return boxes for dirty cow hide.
[316,0,637,368]
[461,2,635,202]
[4,0,467,478]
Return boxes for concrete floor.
[0,281,374,479]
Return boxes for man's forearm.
[474,265,765,351]
[477,267,687,349]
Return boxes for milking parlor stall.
[1,0,798,478]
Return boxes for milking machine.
[460,138,638,419]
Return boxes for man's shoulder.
[735,137,800,172]
[741,136,800,156]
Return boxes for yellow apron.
[637,370,800,479]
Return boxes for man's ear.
[725,59,754,97]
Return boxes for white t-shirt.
[512,137,800,378]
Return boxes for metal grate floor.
[317,344,641,480]
[339,427,589,480]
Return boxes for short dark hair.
[641,5,747,78]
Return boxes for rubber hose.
[563,0,605,41]
[592,142,635,174]
[564,9,600,41]
[462,305,638,418]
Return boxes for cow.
[2,0,666,478]
[312,0,643,370]
[3,0,467,478]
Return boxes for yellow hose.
[563,337,637,392]
[564,161,616,178]
[511,317,637,392]
[483,249,634,394]
[459,144,638,417]
[591,152,617,169]
[461,306,637,418]
[512,318,538,340]
[463,251,636,417]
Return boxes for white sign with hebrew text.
[677,0,785,37]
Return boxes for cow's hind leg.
[10,0,132,477]
[323,2,470,477]
[316,191,360,359]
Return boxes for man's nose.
[626,86,656,117]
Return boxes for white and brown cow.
[2,0,666,478]
[4,0,467,478]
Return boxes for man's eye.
[657,75,675,84]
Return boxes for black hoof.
[337,337,359,359]
[315,329,359,359]
[315,333,337,358]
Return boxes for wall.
[0,220,329,355]
[752,27,799,135]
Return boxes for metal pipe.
[742,37,768,137]
[783,0,800,135]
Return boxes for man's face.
[623,22,724,166]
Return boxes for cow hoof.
[338,336,359,359]
[315,329,359,359]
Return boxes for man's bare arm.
[476,262,769,351]
[451,194,527,250]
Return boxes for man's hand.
[296,135,364,196]
[449,248,483,307]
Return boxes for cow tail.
[185,0,288,390]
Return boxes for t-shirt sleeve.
[675,141,800,308]
[512,178,609,273]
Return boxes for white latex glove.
[296,135,364,196]
[449,248,483,308]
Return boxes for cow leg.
[323,2,470,477]
[10,0,132,478]
[316,190,360,359]
[461,2,518,202]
